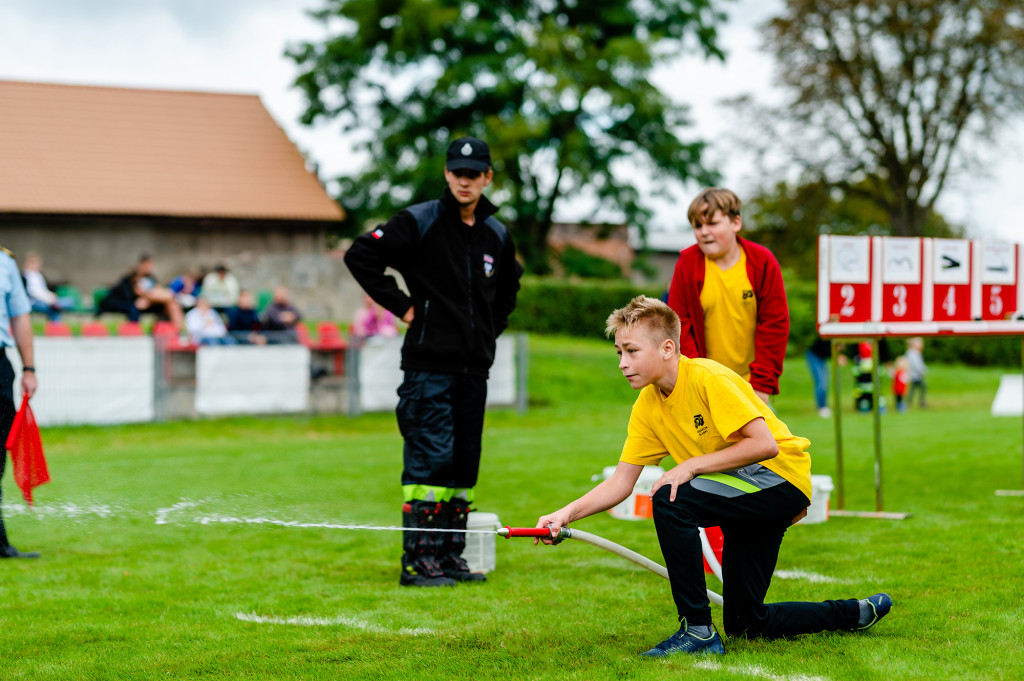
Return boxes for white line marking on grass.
[773,569,851,584]
[694,660,830,681]
[234,612,432,636]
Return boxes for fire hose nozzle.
[497,526,571,540]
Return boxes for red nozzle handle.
[499,526,557,539]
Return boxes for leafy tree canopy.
[737,0,1024,237]
[744,179,963,279]
[288,0,726,271]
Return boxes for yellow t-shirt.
[700,250,757,381]
[619,356,812,500]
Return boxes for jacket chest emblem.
[483,253,495,277]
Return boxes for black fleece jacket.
[344,189,521,378]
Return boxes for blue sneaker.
[640,625,725,657]
[855,593,893,630]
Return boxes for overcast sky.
[1,0,1021,240]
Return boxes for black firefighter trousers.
[397,370,487,500]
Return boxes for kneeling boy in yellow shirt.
[536,295,892,657]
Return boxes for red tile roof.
[0,80,344,222]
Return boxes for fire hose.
[182,511,724,606]
[499,526,724,606]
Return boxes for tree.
[743,179,963,279]
[741,0,1024,237]
[287,0,725,272]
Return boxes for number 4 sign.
[929,239,971,321]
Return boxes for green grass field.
[3,335,1023,680]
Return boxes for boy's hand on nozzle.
[650,464,695,503]
[534,512,569,546]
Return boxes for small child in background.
[851,342,876,413]
[892,356,909,413]
[905,337,927,409]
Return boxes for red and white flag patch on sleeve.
[371,228,385,239]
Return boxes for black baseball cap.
[446,136,492,172]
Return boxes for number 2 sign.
[826,236,872,322]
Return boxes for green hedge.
[508,277,661,340]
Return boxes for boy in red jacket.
[666,188,788,404]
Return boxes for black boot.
[0,516,39,559]
[400,501,455,587]
[439,499,486,582]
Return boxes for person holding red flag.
[0,245,40,559]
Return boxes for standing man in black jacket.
[344,137,522,587]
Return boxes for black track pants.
[652,479,860,638]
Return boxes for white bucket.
[465,512,501,573]
[593,465,665,521]
[800,475,835,524]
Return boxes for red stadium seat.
[44,321,73,337]
[314,322,347,375]
[116,321,144,336]
[295,324,314,347]
[81,322,110,337]
[151,321,178,337]
[316,323,348,350]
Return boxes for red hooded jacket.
[666,237,789,395]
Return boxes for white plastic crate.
[465,512,501,573]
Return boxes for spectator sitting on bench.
[201,264,240,314]
[21,252,74,321]
[226,289,267,345]
[99,254,184,330]
[185,295,236,346]
[263,286,301,344]
[169,269,201,310]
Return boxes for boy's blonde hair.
[605,295,681,346]
[687,187,742,228]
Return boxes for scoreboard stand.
[818,235,1024,507]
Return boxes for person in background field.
[200,264,240,313]
[892,355,909,413]
[344,135,522,587]
[851,342,882,413]
[905,337,927,409]
[535,295,892,657]
[666,188,789,405]
[21,252,74,321]
[0,246,40,558]
[226,289,267,345]
[805,337,832,418]
[184,295,236,346]
[350,293,399,340]
[262,286,302,344]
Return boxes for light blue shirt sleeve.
[1,254,31,346]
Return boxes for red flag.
[5,395,50,506]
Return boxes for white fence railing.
[12,334,527,426]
